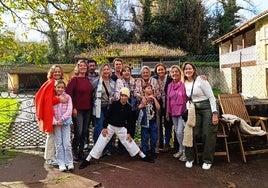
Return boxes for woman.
[135,66,161,101]
[65,60,93,161]
[35,64,66,165]
[92,63,115,156]
[182,62,219,170]
[153,63,173,152]
[166,65,188,161]
[135,65,161,155]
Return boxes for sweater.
[103,100,132,133]
[166,80,188,116]
[65,76,93,110]
[184,76,217,113]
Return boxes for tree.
[132,0,208,54]
[0,0,116,64]
[0,31,48,65]
[217,0,241,36]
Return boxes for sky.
[3,0,268,42]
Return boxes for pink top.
[166,81,188,116]
[53,92,73,124]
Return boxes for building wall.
[219,15,268,98]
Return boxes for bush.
[0,98,20,146]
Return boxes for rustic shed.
[7,64,75,93]
[75,42,187,75]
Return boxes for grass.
[0,149,19,164]
[0,98,20,147]
[0,98,20,122]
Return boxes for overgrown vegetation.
[0,98,20,146]
[0,0,257,65]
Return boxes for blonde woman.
[92,63,116,156]
[166,65,188,161]
[35,64,66,165]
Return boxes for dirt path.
[0,148,268,188]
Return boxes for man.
[84,59,98,151]
[79,87,154,169]
[88,59,98,83]
[110,58,123,81]
[110,57,124,152]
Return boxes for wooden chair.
[218,93,268,163]
[194,119,231,164]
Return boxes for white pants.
[44,133,56,160]
[90,124,140,159]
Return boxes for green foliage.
[182,54,219,68]
[0,32,48,65]
[0,98,20,146]
[191,61,219,68]
[213,89,222,98]
[137,0,209,54]
[217,0,241,36]
[0,0,116,65]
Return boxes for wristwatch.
[212,111,218,115]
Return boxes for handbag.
[182,109,188,122]
[182,79,195,122]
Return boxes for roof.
[6,64,75,74]
[212,9,268,44]
[75,42,187,59]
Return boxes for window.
[265,27,268,60]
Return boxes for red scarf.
[35,78,60,133]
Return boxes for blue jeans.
[54,124,73,166]
[93,109,113,154]
[172,116,185,153]
[141,120,158,154]
[72,109,90,154]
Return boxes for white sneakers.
[202,163,212,170]
[67,164,74,170]
[185,161,212,170]
[185,161,194,168]
[59,165,67,172]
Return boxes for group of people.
[35,58,219,172]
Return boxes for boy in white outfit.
[79,87,154,169]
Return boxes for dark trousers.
[72,109,91,155]
[185,100,218,164]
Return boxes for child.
[137,83,160,159]
[79,87,154,169]
[53,79,74,172]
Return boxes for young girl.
[53,79,74,172]
[166,65,188,161]
[137,83,160,159]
